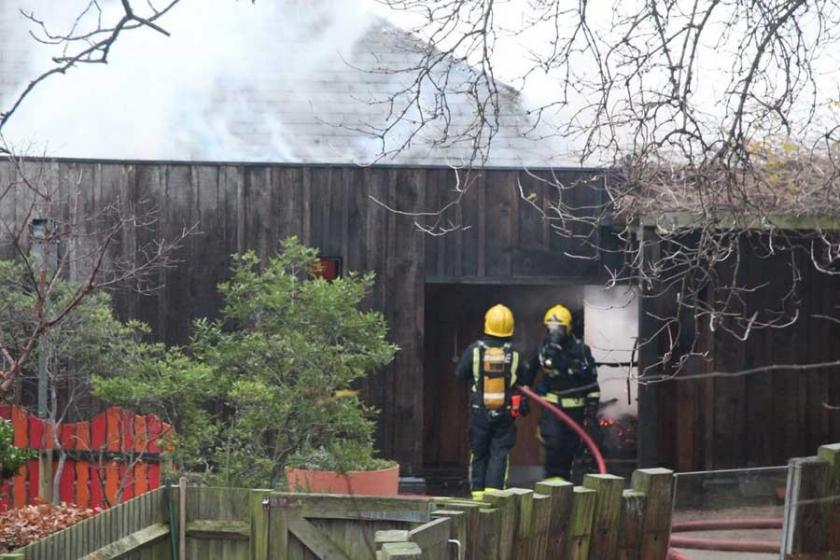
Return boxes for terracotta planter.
[285,464,400,496]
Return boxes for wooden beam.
[818,443,840,551]
[583,474,624,559]
[264,493,433,523]
[250,489,271,560]
[185,520,250,540]
[617,490,646,560]
[535,478,574,559]
[782,456,830,556]
[78,523,169,560]
[379,542,423,559]
[408,517,451,551]
[565,487,596,560]
[631,468,674,560]
[484,490,516,560]
[289,517,353,560]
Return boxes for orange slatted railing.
[0,405,171,511]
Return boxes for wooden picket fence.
[4,441,840,559]
[377,470,674,560]
[0,405,172,510]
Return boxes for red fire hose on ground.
[519,386,782,559]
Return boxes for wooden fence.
[0,405,171,510]
[4,441,840,559]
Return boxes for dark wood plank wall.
[0,160,604,473]
[6,159,838,472]
[652,239,840,470]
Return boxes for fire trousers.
[539,406,585,480]
[468,407,516,491]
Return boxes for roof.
[0,3,575,168]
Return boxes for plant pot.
[285,464,400,496]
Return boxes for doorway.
[422,282,639,487]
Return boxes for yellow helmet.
[484,304,514,337]
[544,305,572,329]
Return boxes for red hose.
[671,518,783,532]
[669,536,780,553]
[518,385,607,475]
[667,549,693,560]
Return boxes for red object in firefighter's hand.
[510,394,522,417]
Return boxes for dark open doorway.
[422,283,585,487]
[423,282,640,491]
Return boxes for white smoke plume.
[0,0,562,166]
[0,0,374,161]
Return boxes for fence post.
[380,542,423,559]
[484,490,516,560]
[531,493,552,559]
[478,507,501,560]
[565,486,596,560]
[631,468,673,560]
[535,478,574,559]
[617,490,646,560]
[507,488,534,560]
[782,456,830,556]
[433,509,467,560]
[250,489,271,560]
[818,443,840,552]
[434,499,482,560]
[583,473,624,560]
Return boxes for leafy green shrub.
[94,237,397,487]
[0,419,30,482]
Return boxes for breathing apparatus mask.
[542,322,569,371]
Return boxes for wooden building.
[1,158,839,477]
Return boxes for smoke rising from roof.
[0,0,563,166]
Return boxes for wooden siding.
[0,160,601,473]
[647,238,840,470]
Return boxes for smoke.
[0,0,376,161]
[583,285,639,418]
[0,0,564,166]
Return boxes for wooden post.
[631,468,673,560]
[565,487,596,560]
[38,450,53,504]
[0,554,25,559]
[478,508,501,560]
[583,473,624,560]
[484,490,516,560]
[782,456,829,556]
[433,509,467,560]
[250,490,271,560]
[433,499,482,560]
[818,443,840,552]
[380,542,423,559]
[507,488,534,560]
[531,494,552,559]
[535,478,574,559]
[617,490,646,560]
[178,477,187,560]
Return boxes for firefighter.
[528,304,600,481]
[455,304,530,499]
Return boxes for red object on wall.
[311,257,342,281]
[0,406,167,512]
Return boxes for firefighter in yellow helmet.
[455,304,530,499]
[526,305,600,481]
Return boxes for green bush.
[0,419,30,482]
[94,237,397,487]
